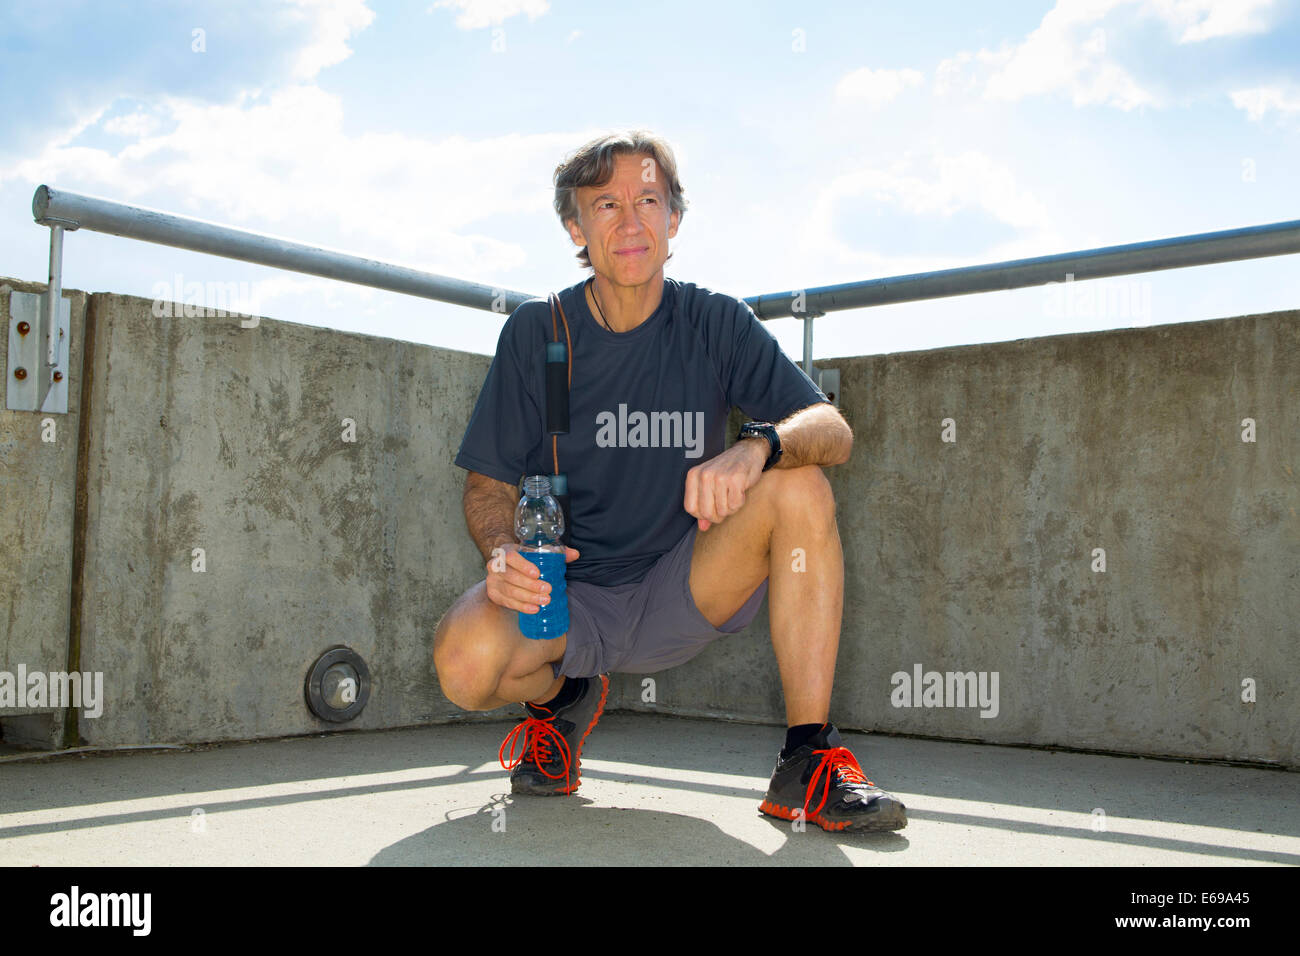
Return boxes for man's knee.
[433,584,510,711]
[759,464,836,521]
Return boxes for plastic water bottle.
[515,475,569,639]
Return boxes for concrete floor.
[0,713,1295,866]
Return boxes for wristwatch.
[737,421,782,471]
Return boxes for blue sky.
[1,0,1297,362]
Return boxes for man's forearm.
[765,402,853,469]
[464,472,520,562]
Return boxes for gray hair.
[553,130,689,270]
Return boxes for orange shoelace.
[499,712,573,787]
[804,747,873,818]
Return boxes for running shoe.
[498,674,609,796]
[759,724,908,831]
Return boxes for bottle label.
[518,550,568,640]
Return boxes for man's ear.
[667,209,681,240]
[565,216,588,248]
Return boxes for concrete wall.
[1,272,1295,765]
[0,278,87,749]
[612,310,1299,767]
[3,279,496,748]
[68,291,494,745]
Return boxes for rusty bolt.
[52,371,63,382]
[16,321,30,335]
[14,367,27,380]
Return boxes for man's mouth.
[614,247,647,256]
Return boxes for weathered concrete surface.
[0,278,87,749]
[610,311,1300,767]
[71,291,495,745]
[0,715,1295,866]
[3,271,1296,765]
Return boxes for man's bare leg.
[689,465,905,831]
[688,465,842,726]
[433,579,567,710]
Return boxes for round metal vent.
[305,646,370,723]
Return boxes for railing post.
[44,223,65,369]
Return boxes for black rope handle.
[545,291,574,548]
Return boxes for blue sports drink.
[515,475,569,639]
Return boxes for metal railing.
[22,186,535,414]
[744,218,1300,319]
[28,184,1300,381]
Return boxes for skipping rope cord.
[549,289,573,477]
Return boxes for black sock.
[781,722,826,758]
[531,676,580,712]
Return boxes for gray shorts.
[551,522,769,677]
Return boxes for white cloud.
[102,111,162,139]
[982,0,1157,110]
[835,66,925,108]
[934,49,1009,96]
[45,103,116,151]
[243,274,369,317]
[3,84,587,282]
[0,0,377,169]
[1230,84,1300,120]
[799,150,1057,275]
[933,0,1280,111]
[284,0,377,79]
[429,0,550,30]
[1147,0,1277,43]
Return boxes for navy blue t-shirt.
[454,276,829,586]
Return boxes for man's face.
[567,152,680,288]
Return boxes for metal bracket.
[8,216,76,413]
[796,309,841,407]
[7,289,70,413]
[813,366,841,406]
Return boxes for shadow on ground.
[369,793,909,866]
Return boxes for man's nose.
[616,203,643,232]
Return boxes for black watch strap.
[738,421,782,471]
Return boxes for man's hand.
[485,542,580,614]
[683,439,767,531]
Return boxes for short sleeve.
[453,302,546,486]
[726,299,829,422]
